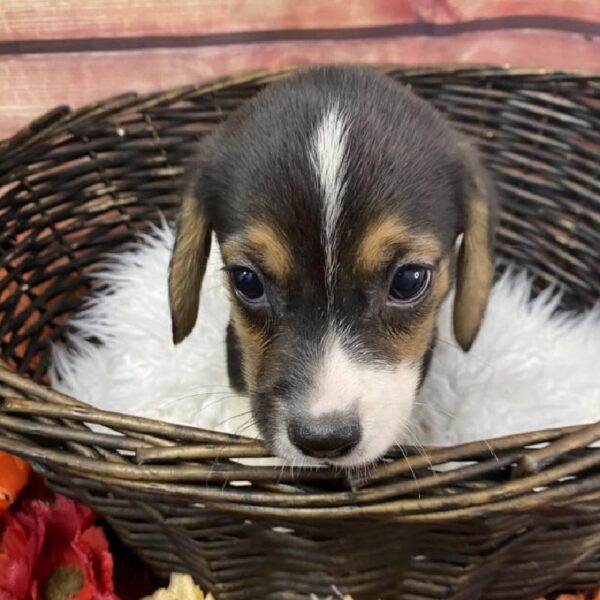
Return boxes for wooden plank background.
[1,0,599,141]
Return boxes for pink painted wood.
[1,0,598,40]
[0,0,599,140]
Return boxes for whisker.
[396,443,421,499]
[154,390,243,412]
[278,462,286,484]
[146,395,245,422]
[412,401,457,420]
[173,387,238,400]
[237,417,258,436]
[214,409,254,430]
[187,394,249,417]
[484,439,499,463]
[403,423,438,480]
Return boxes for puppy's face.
[169,67,497,467]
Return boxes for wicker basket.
[1,66,599,600]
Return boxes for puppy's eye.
[389,265,431,303]
[232,269,265,302]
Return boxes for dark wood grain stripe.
[0,15,598,56]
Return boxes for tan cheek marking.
[222,223,292,281]
[355,218,442,274]
[229,304,268,393]
[220,225,288,391]
[389,257,451,363]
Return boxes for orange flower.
[0,452,30,513]
[535,590,600,600]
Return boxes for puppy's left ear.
[453,144,499,351]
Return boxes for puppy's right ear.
[169,188,211,345]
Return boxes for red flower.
[0,494,119,600]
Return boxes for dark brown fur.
[168,65,499,460]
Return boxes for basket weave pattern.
[0,67,599,600]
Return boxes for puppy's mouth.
[264,394,414,470]
[271,430,395,469]
[251,337,423,467]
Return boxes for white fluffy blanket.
[49,222,600,447]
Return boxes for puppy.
[168,66,498,468]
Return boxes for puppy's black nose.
[288,413,361,459]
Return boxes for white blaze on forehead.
[310,103,349,298]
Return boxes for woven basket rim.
[2,63,600,151]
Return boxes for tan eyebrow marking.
[355,217,442,274]
[221,223,293,280]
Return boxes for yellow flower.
[143,574,357,600]
[141,573,213,600]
